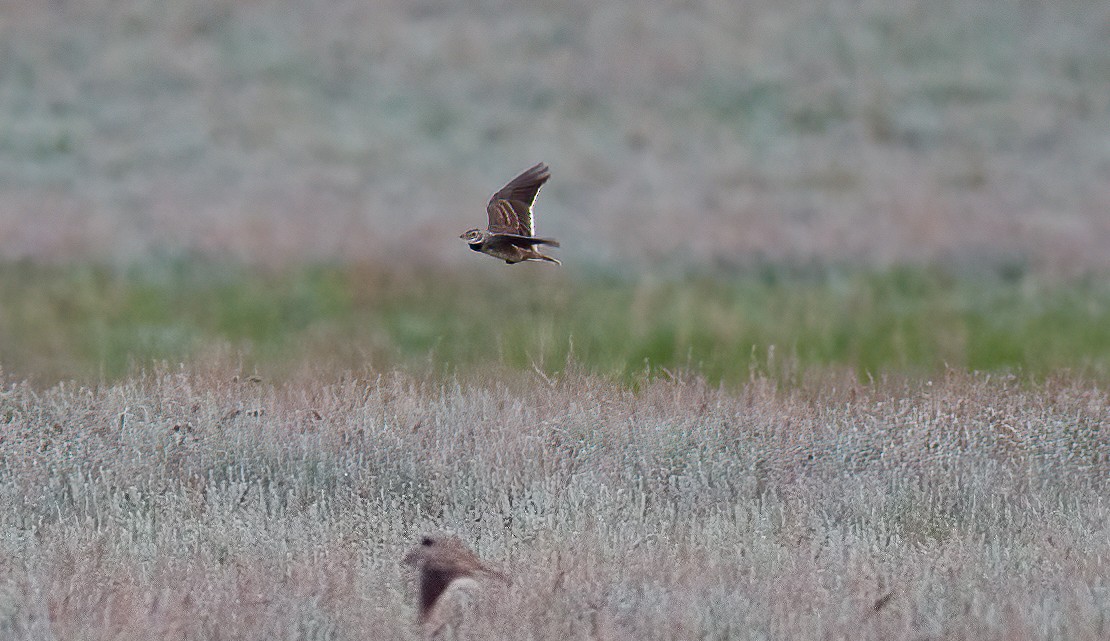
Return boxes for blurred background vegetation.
[3,261,1109,385]
[1,0,1109,384]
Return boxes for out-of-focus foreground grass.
[1,365,1107,639]
[2,260,1108,385]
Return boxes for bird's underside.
[471,237,560,264]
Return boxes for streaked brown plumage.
[461,162,561,264]
[401,534,509,626]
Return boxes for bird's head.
[402,535,438,567]
[460,229,486,244]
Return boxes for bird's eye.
[421,537,434,547]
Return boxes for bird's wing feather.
[485,200,522,234]
[486,163,550,236]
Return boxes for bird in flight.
[460,162,561,264]
[401,533,509,629]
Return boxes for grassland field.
[3,0,1110,271]
[3,261,1110,387]
[0,261,1109,640]
[0,362,1107,639]
[2,0,1110,638]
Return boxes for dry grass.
[0,364,1107,639]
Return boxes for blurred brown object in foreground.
[402,533,510,634]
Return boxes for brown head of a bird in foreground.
[401,534,510,624]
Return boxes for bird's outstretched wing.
[485,163,550,236]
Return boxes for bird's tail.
[531,237,560,247]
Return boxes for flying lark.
[402,534,509,630]
[460,162,561,264]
